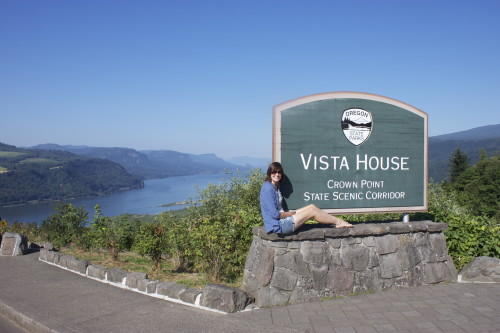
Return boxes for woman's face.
[270,169,283,184]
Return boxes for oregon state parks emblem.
[341,108,373,146]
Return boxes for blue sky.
[1,0,499,159]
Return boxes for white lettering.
[360,180,385,188]
[300,153,312,169]
[365,191,406,200]
[332,192,364,200]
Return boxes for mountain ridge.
[0,143,143,206]
[31,144,246,180]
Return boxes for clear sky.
[1,0,499,159]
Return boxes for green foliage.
[420,183,500,270]
[40,203,89,248]
[155,211,193,271]
[448,148,469,182]
[340,212,402,222]
[4,221,41,242]
[450,153,500,220]
[132,219,170,271]
[0,219,7,236]
[162,169,264,282]
[89,205,138,261]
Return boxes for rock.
[179,288,202,304]
[125,272,148,289]
[424,262,456,284]
[379,252,403,278]
[200,284,253,313]
[300,241,330,265]
[326,266,355,293]
[256,286,289,307]
[39,248,49,261]
[459,256,500,283]
[66,256,89,274]
[41,242,55,250]
[340,244,370,271]
[156,282,187,299]
[45,250,56,263]
[87,265,107,280]
[271,268,298,291]
[254,245,275,287]
[0,232,28,256]
[58,255,71,268]
[106,268,127,284]
[375,234,398,254]
[137,279,158,293]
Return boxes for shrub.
[40,203,89,248]
[423,183,500,270]
[166,169,264,282]
[89,205,138,261]
[4,221,41,242]
[132,219,170,271]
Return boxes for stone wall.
[242,221,458,307]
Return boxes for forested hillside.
[428,124,500,182]
[0,143,143,206]
[32,144,242,179]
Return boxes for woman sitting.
[260,162,352,235]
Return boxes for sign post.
[273,92,428,215]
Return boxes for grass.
[0,151,26,158]
[59,247,210,289]
[19,158,58,165]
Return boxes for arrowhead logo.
[341,108,373,146]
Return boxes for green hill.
[0,143,143,206]
[31,144,244,179]
[428,124,500,182]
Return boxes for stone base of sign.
[458,256,500,283]
[242,221,457,307]
[0,232,28,256]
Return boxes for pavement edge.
[0,301,61,333]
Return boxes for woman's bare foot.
[335,220,353,229]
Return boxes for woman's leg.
[293,204,352,231]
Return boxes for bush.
[423,183,500,270]
[89,205,138,261]
[165,169,264,282]
[40,203,89,248]
[132,219,170,271]
[4,221,41,242]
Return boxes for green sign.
[273,92,428,214]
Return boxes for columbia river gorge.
[0,172,228,224]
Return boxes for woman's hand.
[280,211,296,218]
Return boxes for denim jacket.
[260,181,282,233]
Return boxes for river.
[0,172,229,224]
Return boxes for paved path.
[235,283,499,333]
[1,252,499,333]
[0,313,29,333]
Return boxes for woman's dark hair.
[265,162,284,182]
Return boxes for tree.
[449,148,469,182]
[455,154,500,220]
[89,205,137,261]
[40,203,89,248]
[132,219,170,271]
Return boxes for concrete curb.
[0,301,61,333]
[39,249,254,314]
